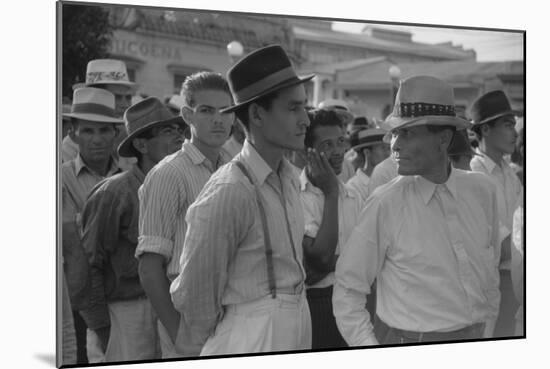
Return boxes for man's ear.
[480,123,491,138]
[181,106,194,127]
[132,138,148,155]
[249,103,263,128]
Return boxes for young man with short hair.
[79,97,186,362]
[334,76,502,345]
[61,87,123,364]
[170,45,313,355]
[469,90,523,337]
[136,72,233,358]
[299,108,363,349]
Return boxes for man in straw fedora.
[136,71,234,358]
[170,44,313,354]
[346,125,391,204]
[61,87,124,364]
[78,97,186,362]
[469,90,523,337]
[65,59,140,171]
[333,76,502,345]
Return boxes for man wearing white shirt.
[299,108,363,349]
[333,76,502,345]
[469,90,523,337]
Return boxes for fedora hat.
[384,75,471,131]
[72,59,139,91]
[351,127,388,151]
[117,97,186,157]
[448,129,478,157]
[166,94,185,113]
[220,45,314,113]
[469,90,520,126]
[63,87,124,124]
[318,98,354,125]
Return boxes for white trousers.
[200,293,312,356]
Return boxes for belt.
[392,322,485,342]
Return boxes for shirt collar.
[416,166,458,205]
[183,141,208,166]
[239,140,273,185]
[129,164,146,183]
[74,154,120,177]
[474,148,511,174]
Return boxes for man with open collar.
[469,90,523,337]
[333,76,502,345]
[79,97,186,362]
[61,87,123,364]
[170,44,313,354]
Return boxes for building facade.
[103,6,523,122]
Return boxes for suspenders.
[234,160,277,299]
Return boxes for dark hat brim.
[351,135,387,151]
[117,116,186,158]
[220,74,315,114]
[471,109,521,125]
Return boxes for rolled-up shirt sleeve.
[136,165,183,261]
[170,182,254,346]
[333,197,388,346]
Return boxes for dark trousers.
[306,285,347,350]
[494,269,520,337]
[72,310,88,364]
[373,316,485,344]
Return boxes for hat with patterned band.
[72,59,139,91]
[221,45,315,114]
[383,75,471,131]
[469,90,520,126]
[62,87,123,124]
[118,97,186,158]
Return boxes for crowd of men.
[60,44,525,365]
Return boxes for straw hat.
[62,87,123,124]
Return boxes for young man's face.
[311,125,347,175]
[184,89,234,148]
[100,84,134,118]
[142,123,185,164]
[259,84,310,151]
[365,142,391,169]
[74,120,118,163]
[483,115,518,155]
[390,125,446,176]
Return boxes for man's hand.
[95,326,111,353]
[306,148,339,196]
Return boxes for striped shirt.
[334,168,501,345]
[222,136,243,159]
[136,141,230,280]
[170,140,306,346]
[299,169,363,289]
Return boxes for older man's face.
[390,125,445,176]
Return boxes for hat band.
[396,102,455,118]
[72,102,116,117]
[86,71,130,84]
[235,66,298,103]
[357,135,385,146]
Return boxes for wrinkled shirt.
[80,165,147,330]
[367,156,398,195]
[136,141,230,280]
[345,168,371,206]
[222,136,243,159]
[170,140,306,346]
[333,168,501,346]
[62,135,79,163]
[299,169,363,288]
[471,149,523,268]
